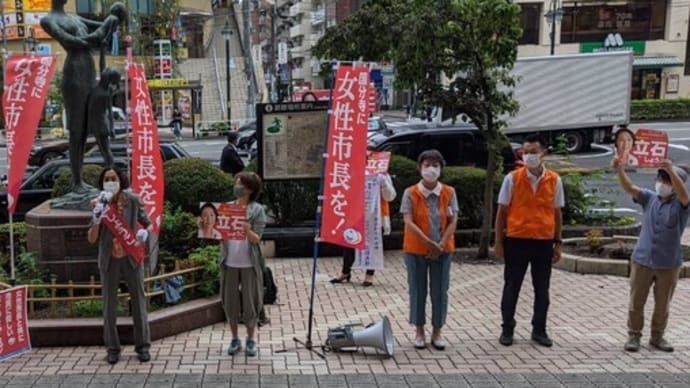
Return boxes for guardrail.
[194,119,253,139]
[0,262,206,318]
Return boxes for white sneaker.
[431,338,446,350]
[414,337,426,349]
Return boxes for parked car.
[368,116,391,138]
[0,158,128,223]
[84,141,192,162]
[368,123,521,171]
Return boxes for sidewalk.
[1,248,690,387]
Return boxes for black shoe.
[531,332,553,347]
[137,351,151,362]
[624,336,641,352]
[258,315,271,327]
[499,332,513,346]
[330,274,351,284]
[650,337,674,352]
[106,353,119,364]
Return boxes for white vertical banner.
[353,177,384,270]
[278,42,288,65]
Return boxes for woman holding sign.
[87,167,153,365]
[219,172,267,357]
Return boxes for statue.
[40,0,126,209]
[88,68,121,168]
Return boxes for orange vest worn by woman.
[403,184,456,255]
[506,167,558,240]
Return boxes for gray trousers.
[101,257,150,355]
[220,265,260,328]
[405,253,452,329]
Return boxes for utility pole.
[242,0,256,120]
[549,0,556,55]
[270,4,277,102]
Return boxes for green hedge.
[164,158,235,214]
[631,99,690,121]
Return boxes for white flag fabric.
[354,177,385,270]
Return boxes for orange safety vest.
[506,167,558,240]
[402,184,455,255]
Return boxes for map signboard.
[256,102,329,180]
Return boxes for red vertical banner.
[129,64,165,235]
[0,286,31,361]
[320,65,370,249]
[368,82,377,114]
[2,54,56,214]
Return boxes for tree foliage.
[313,0,523,258]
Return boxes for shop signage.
[147,78,189,88]
[580,33,645,55]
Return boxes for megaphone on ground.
[325,316,394,357]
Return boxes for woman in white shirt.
[219,172,267,357]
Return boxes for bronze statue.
[88,68,121,168]
[40,0,126,208]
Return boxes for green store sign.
[580,35,645,55]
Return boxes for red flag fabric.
[0,286,31,361]
[368,82,377,114]
[2,54,57,214]
[128,64,165,235]
[101,206,145,265]
[320,65,370,249]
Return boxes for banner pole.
[9,213,15,286]
[275,63,339,359]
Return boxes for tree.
[313,0,522,258]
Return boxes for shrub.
[443,166,503,229]
[74,299,123,318]
[164,158,234,214]
[158,204,215,270]
[51,164,103,197]
[561,172,598,225]
[189,245,221,297]
[631,99,690,121]
[0,222,27,264]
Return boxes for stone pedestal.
[25,201,99,282]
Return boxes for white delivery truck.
[433,51,633,153]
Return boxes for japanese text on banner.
[129,64,165,235]
[353,177,384,270]
[197,202,247,241]
[319,66,370,249]
[0,286,31,362]
[2,55,56,214]
[631,129,668,168]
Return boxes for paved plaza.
[1,240,690,387]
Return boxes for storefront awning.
[179,7,213,18]
[633,56,684,68]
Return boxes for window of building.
[561,0,667,43]
[519,3,541,45]
[128,0,153,16]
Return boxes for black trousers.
[342,248,375,276]
[500,238,553,334]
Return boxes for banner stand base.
[275,336,326,359]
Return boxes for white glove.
[92,202,105,224]
[382,216,391,236]
[136,228,149,243]
[376,173,388,185]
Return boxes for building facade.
[517,0,690,100]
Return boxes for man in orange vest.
[494,134,564,347]
[401,150,458,350]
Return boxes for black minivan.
[368,123,522,171]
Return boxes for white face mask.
[103,181,120,194]
[655,182,673,198]
[523,153,542,169]
[421,166,440,183]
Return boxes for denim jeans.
[404,253,452,329]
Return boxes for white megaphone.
[325,316,394,357]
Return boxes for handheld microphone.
[94,191,113,219]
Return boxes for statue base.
[49,185,100,211]
[25,201,99,282]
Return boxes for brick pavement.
[1,243,690,386]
